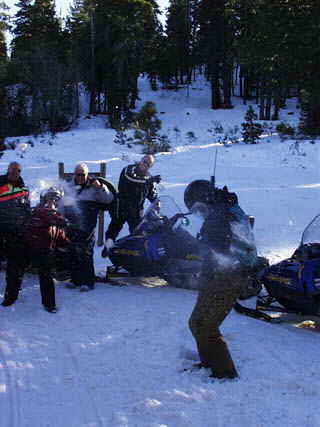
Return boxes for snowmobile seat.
[293,243,320,261]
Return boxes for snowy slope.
[0,76,319,427]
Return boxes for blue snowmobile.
[105,178,265,296]
[105,195,210,285]
[235,214,320,322]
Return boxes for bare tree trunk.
[75,82,80,118]
[211,64,222,109]
[103,89,107,114]
[265,89,272,120]
[89,9,96,115]
[222,67,233,109]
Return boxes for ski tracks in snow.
[0,332,22,427]
[65,342,105,427]
[44,296,109,427]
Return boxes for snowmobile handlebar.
[166,212,192,228]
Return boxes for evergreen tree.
[197,0,236,109]
[134,101,161,141]
[65,0,92,117]
[235,0,320,121]
[68,0,160,126]
[299,89,320,136]
[241,105,263,144]
[133,101,167,153]
[9,0,76,134]
[164,0,193,87]
[0,1,9,138]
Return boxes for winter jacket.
[118,164,158,214]
[200,203,234,255]
[229,204,258,268]
[61,177,114,235]
[0,174,25,187]
[0,174,30,234]
[24,206,70,251]
[200,201,257,270]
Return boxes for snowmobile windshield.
[301,214,320,245]
[135,196,185,234]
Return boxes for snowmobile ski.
[234,301,282,323]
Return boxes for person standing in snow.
[1,187,70,312]
[188,186,254,379]
[0,162,30,227]
[103,154,161,254]
[60,162,114,291]
[0,162,31,299]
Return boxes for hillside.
[0,76,319,427]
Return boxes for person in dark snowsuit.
[0,162,31,299]
[103,155,161,253]
[1,187,70,312]
[188,186,254,379]
[60,163,114,291]
[0,162,30,236]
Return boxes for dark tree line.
[162,0,320,132]
[0,0,319,138]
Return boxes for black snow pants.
[3,248,56,309]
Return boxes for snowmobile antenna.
[210,148,218,190]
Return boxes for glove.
[151,175,161,184]
[106,238,115,250]
[101,238,114,258]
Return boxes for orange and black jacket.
[0,174,28,202]
[0,174,30,233]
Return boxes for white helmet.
[40,187,64,205]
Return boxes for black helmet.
[214,186,238,206]
[40,187,64,205]
[184,179,211,210]
[184,180,238,210]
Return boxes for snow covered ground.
[0,76,319,427]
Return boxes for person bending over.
[103,155,161,254]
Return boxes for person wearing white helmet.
[1,187,70,313]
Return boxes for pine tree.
[235,0,320,121]
[9,0,76,134]
[197,0,235,109]
[0,1,9,138]
[69,0,161,125]
[164,0,192,87]
[241,106,263,144]
[299,89,320,136]
[133,101,163,152]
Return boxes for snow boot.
[1,298,16,307]
[44,306,57,313]
[207,335,238,379]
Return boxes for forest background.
[0,0,319,142]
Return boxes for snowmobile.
[235,214,320,322]
[105,195,210,286]
[105,175,265,295]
